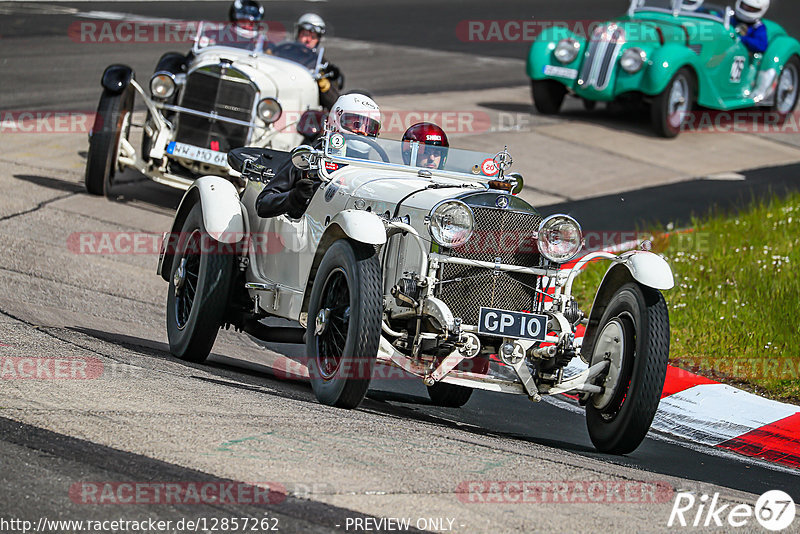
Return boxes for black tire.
[769,56,800,123]
[583,98,597,111]
[585,283,669,455]
[85,86,134,197]
[650,67,694,138]
[531,79,566,115]
[166,204,235,363]
[306,240,382,409]
[427,382,473,407]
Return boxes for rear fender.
[157,176,245,281]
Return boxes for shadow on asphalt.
[13,174,84,193]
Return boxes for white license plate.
[167,142,228,167]
[478,307,547,342]
[543,65,578,80]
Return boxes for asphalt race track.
[1,1,800,532]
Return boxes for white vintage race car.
[85,22,327,197]
[157,131,674,454]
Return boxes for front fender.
[157,176,245,281]
[328,210,387,246]
[579,251,673,363]
[101,64,135,94]
[640,45,700,96]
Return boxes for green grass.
[573,191,800,402]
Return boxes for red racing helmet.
[401,122,449,170]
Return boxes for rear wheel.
[650,68,694,138]
[585,282,669,454]
[769,56,800,122]
[85,86,134,197]
[166,204,235,362]
[532,79,567,115]
[306,240,382,408]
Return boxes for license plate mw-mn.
[478,307,547,342]
[167,142,228,167]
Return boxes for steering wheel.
[351,135,391,163]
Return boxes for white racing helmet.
[735,0,769,23]
[327,93,381,157]
[296,13,327,37]
[681,0,705,12]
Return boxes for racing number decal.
[730,56,746,83]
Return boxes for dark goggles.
[340,113,380,137]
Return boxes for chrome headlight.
[620,48,647,74]
[554,39,581,64]
[537,215,583,263]
[428,200,474,248]
[149,72,176,100]
[257,98,282,124]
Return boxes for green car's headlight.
[554,39,581,64]
[428,200,474,248]
[537,214,583,263]
[620,48,647,74]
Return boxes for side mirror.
[291,145,317,170]
[297,110,327,138]
[507,172,524,195]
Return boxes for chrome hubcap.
[668,77,690,128]
[315,308,330,336]
[777,65,799,114]
[173,258,187,296]
[591,319,626,411]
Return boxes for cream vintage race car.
[156,130,674,454]
[85,22,329,197]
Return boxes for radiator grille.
[579,25,624,91]
[436,207,543,326]
[174,66,256,153]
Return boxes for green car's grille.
[579,25,625,91]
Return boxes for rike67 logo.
[669,490,796,531]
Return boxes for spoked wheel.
[166,204,235,363]
[85,86,134,197]
[531,79,567,115]
[650,68,694,138]
[307,240,382,408]
[586,282,669,454]
[770,56,800,122]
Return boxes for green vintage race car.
[527,0,800,137]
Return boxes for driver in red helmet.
[401,122,449,170]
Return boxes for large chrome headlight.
[428,200,474,248]
[554,39,581,64]
[620,48,647,74]
[149,72,176,100]
[257,98,282,124]
[537,215,583,263]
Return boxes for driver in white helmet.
[255,93,381,219]
[295,13,343,110]
[731,0,769,53]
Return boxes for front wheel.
[650,68,694,138]
[769,56,800,122]
[531,80,566,115]
[85,86,134,197]
[306,240,382,409]
[585,282,669,454]
[166,204,235,362]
